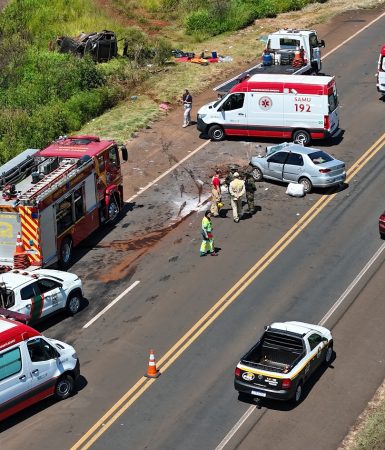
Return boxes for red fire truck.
[0,135,127,271]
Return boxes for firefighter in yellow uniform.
[200,211,217,256]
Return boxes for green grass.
[350,398,385,450]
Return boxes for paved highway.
[2,7,385,450]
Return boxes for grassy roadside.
[339,380,385,450]
[80,0,384,143]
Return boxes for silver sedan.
[249,143,346,193]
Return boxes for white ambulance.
[197,74,340,146]
[0,317,80,421]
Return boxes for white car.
[0,269,83,323]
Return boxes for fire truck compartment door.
[39,206,57,265]
[85,174,97,212]
[0,211,21,264]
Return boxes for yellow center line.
[72,133,385,450]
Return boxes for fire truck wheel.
[208,125,224,141]
[108,196,120,222]
[55,374,74,400]
[59,237,73,270]
[293,129,311,146]
[66,291,82,315]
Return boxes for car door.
[19,281,53,321]
[306,333,325,377]
[265,151,288,180]
[218,93,247,136]
[36,278,65,314]
[282,152,305,182]
[27,337,60,396]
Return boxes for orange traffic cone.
[13,232,30,269]
[14,232,25,255]
[144,349,160,378]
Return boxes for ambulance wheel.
[108,195,120,222]
[59,237,73,270]
[299,177,312,193]
[251,167,263,181]
[55,374,74,400]
[208,125,224,141]
[293,381,303,404]
[66,291,82,315]
[293,130,311,146]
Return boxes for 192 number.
[294,103,311,112]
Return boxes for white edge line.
[214,242,385,450]
[319,241,385,326]
[83,280,140,329]
[125,140,210,203]
[215,405,255,450]
[322,11,385,60]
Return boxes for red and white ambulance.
[376,45,385,95]
[197,74,340,145]
[0,316,79,421]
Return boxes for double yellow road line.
[72,133,385,450]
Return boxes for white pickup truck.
[0,269,83,323]
[215,28,326,94]
[234,321,333,403]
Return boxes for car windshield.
[308,151,333,164]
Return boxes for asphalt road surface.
[2,7,385,450]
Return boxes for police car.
[0,269,83,323]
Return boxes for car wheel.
[299,177,312,193]
[55,374,74,400]
[59,237,73,270]
[325,344,333,364]
[293,381,303,403]
[293,129,311,146]
[66,291,82,315]
[108,195,120,222]
[208,125,224,141]
[251,167,263,181]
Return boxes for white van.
[376,45,385,95]
[197,74,340,146]
[0,317,80,421]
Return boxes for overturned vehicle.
[57,30,118,62]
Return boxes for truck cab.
[266,29,325,73]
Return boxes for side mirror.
[120,144,128,162]
[319,39,325,48]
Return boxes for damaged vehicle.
[249,142,346,193]
[57,30,118,62]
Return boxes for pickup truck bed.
[241,330,304,373]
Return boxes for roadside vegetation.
[0,0,335,163]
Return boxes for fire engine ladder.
[18,160,77,202]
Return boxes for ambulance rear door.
[284,86,325,136]
[0,342,32,420]
[247,89,284,138]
